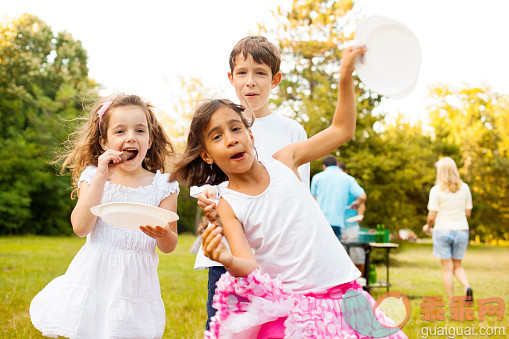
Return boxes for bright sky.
[3,0,509,124]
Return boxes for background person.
[423,157,473,302]
[311,155,366,243]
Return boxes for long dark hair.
[171,99,252,187]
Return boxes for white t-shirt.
[427,182,473,230]
[221,157,360,293]
[250,111,310,188]
[193,110,309,269]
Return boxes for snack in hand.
[110,150,136,164]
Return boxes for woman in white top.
[423,157,473,303]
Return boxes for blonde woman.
[423,157,473,302]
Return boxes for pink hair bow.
[97,101,112,136]
[97,101,112,120]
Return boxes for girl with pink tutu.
[172,47,407,338]
[30,94,179,338]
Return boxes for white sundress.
[30,166,179,339]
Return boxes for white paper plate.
[346,214,364,223]
[90,202,179,231]
[355,16,421,98]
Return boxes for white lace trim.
[78,166,179,202]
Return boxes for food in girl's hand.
[120,150,136,162]
[110,150,136,164]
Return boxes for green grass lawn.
[1,235,508,338]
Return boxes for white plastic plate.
[90,202,179,231]
[346,214,364,223]
[355,16,421,98]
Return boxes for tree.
[355,116,436,229]
[427,84,509,239]
[0,14,97,234]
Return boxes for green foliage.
[177,185,201,234]
[350,117,437,230]
[0,14,97,234]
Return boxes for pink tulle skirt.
[205,270,408,339]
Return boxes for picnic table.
[342,241,399,293]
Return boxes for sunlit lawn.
[0,235,208,338]
[1,235,508,338]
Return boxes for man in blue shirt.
[340,162,366,229]
[311,155,366,243]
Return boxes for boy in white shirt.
[192,36,310,330]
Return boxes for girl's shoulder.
[153,170,180,202]
[78,165,97,188]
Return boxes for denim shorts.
[206,266,227,330]
[433,229,469,260]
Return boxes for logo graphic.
[342,290,411,337]
[375,291,411,328]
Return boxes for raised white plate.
[355,16,421,98]
[90,202,179,231]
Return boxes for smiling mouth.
[231,152,245,159]
[245,94,257,98]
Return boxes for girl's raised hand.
[202,222,233,266]
[197,187,218,211]
[340,45,367,77]
[96,149,124,178]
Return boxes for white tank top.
[221,158,360,293]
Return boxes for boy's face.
[228,53,281,113]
